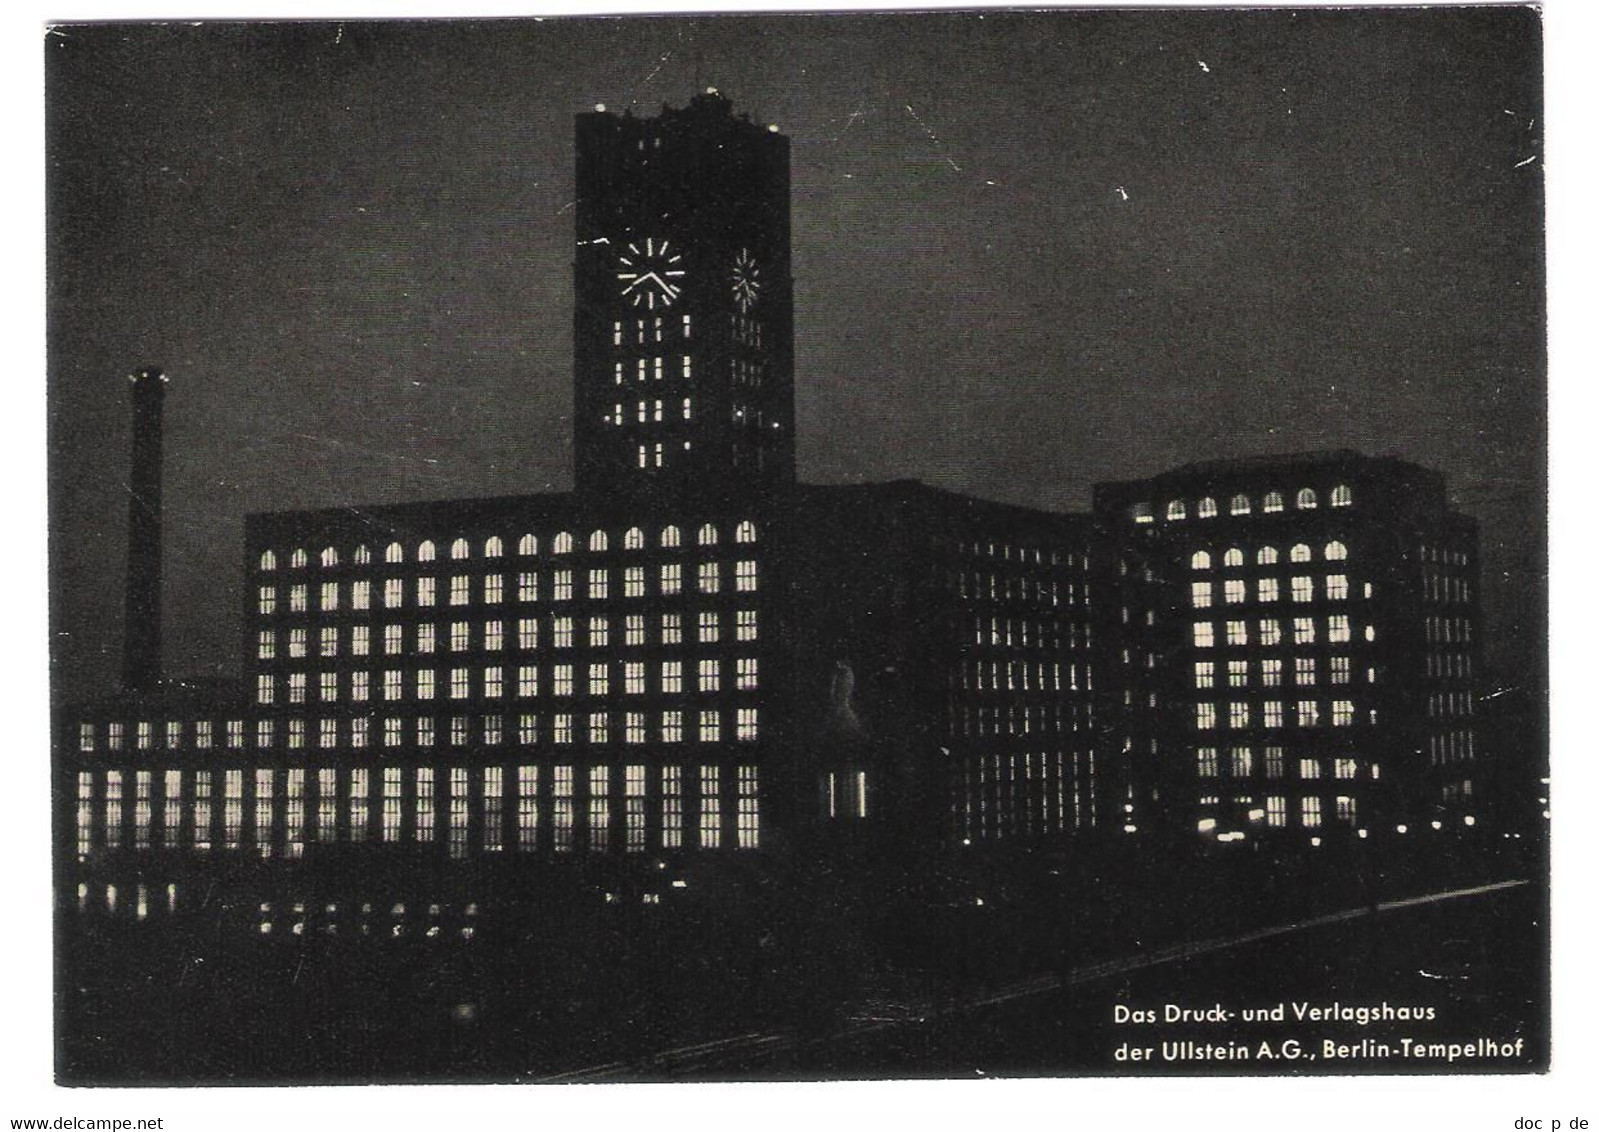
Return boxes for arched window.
[1296,488,1318,510]
[483,536,504,558]
[450,538,470,560]
[1290,543,1312,564]
[623,527,645,551]
[320,547,339,568]
[1331,484,1353,508]
[1197,497,1217,519]
[417,540,437,563]
[660,525,682,549]
[1131,502,1153,525]
[698,522,719,547]
[588,530,609,553]
[1257,546,1279,566]
[1263,492,1284,514]
[259,550,277,572]
[1223,548,1244,568]
[1324,540,1348,561]
[353,545,371,566]
[290,548,308,569]
[517,534,538,556]
[553,532,573,555]
[735,520,758,544]
[384,542,404,564]
[1190,551,1212,571]
[1230,494,1251,516]
[1166,500,1187,521]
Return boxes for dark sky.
[46,10,1544,701]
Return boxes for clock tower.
[572,90,795,503]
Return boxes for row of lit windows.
[969,616,1086,652]
[1195,657,1372,689]
[1132,484,1354,524]
[1430,729,1477,765]
[1427,692,1474,719]
[78,761,759,857]
[257,521,756,571]
[1192,574,1351,608]
[1195,746,1371,781]
[1422,571,1472,604]
[956,572,1087,609]
[1191,542,1346,570]
[1193,616,1367,648]
[949,702,1094,739]
[1426,652,1472,680]
[957,660,1092,695]
[608,397,694,425]
[1420,544,1469,567]
[1195,795,1358,830]
[612,315,691,348]
[1424,616,1474,645]
[613,356,692,385]
[256,561,759,615]
[1195,700,1363,729]
[258,611,759,660]
[255,657,761,705]
[80,708,759,754]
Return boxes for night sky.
[46,10,1544,702]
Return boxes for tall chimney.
[122,366,166,693]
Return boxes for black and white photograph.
[34,0,1566,1110]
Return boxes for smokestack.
[122,366,166,693]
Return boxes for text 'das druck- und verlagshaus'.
[1110,1000,1528,1067]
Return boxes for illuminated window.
[554,665,574,697]
[1332,700,1355,727]
[1223,548,1244,568]
[258,630,276,660]
[1263,702,1283,728]
[660,525,681,549]
[1296,488,1317,510]
[624,566,645,598]
[736,658,759,690]
[698,611,721,643]
[417,717,435,747]
[1223,579,1246,604]
[698,562,721,593]
[1297,700,1320,727]
[260,549,277,571]
[1225,620,1247,646]
[1259,659,1281,688]
[698,659,721,693]
[735,520,757,545]
[1331,484,1353,508]
[290,548,308,569]
[1294,657,1316,686]
[1257,578,1279,603]
[319,671,338,702]
[517,665,537,698]
[662,613,683,645]
[1325,574,1348,601]
[1291,576,1313,603]
[660,660,683,694]
[1230,494,1251,516]
[1193,622,1214,648]
[352,626,370,656]
[1300,797,1322,828]
[1195,703,1217,730]
[1258,619,1281,646]
[517,713,537,744]
[553,570,574,601]
[588,616,609,648]
[1131,502,1153,524]
[320,581,339,611]
[736,610,758,642]
[735,560,758,592]
[1230,745,1252,775]
[517,618,537,650]
[1194,661,1215,689]
[660,563,682,595]
[698,523,720,547]
[484,666,504,699]
[382,624,402,655]
[418,540,437,563]
[662,711,684,744]
[1191,581,1213,609]
[1263,492,1284,514]
[417,668,435,700]
[1166,500,1187,521]
[553,617,574,649]
[587,568,610,600]
[383,578,403,609]
[624,615,645,647]
[1328,615,1351,644]
[623,527,645,551]
[1191,550,1211,571]
[588,662,610,696]
[1197,747,1219,777]
[257,675,275,705]
[1198,496,1217,519]
[1290,543,1312,564]
[410,768,434,843]
[447,767,468,859]
[1227,659,1248,688]
[699,710,722,743]
[699,766,722,847]
[517,571,539,602]
[1293,617,1316,645]
[1330,656,1351,684]
[484,620,504,651]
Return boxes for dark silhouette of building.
[57,93,1488,932]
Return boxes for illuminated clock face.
[731,247,761,313]
[615,237,686,310]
